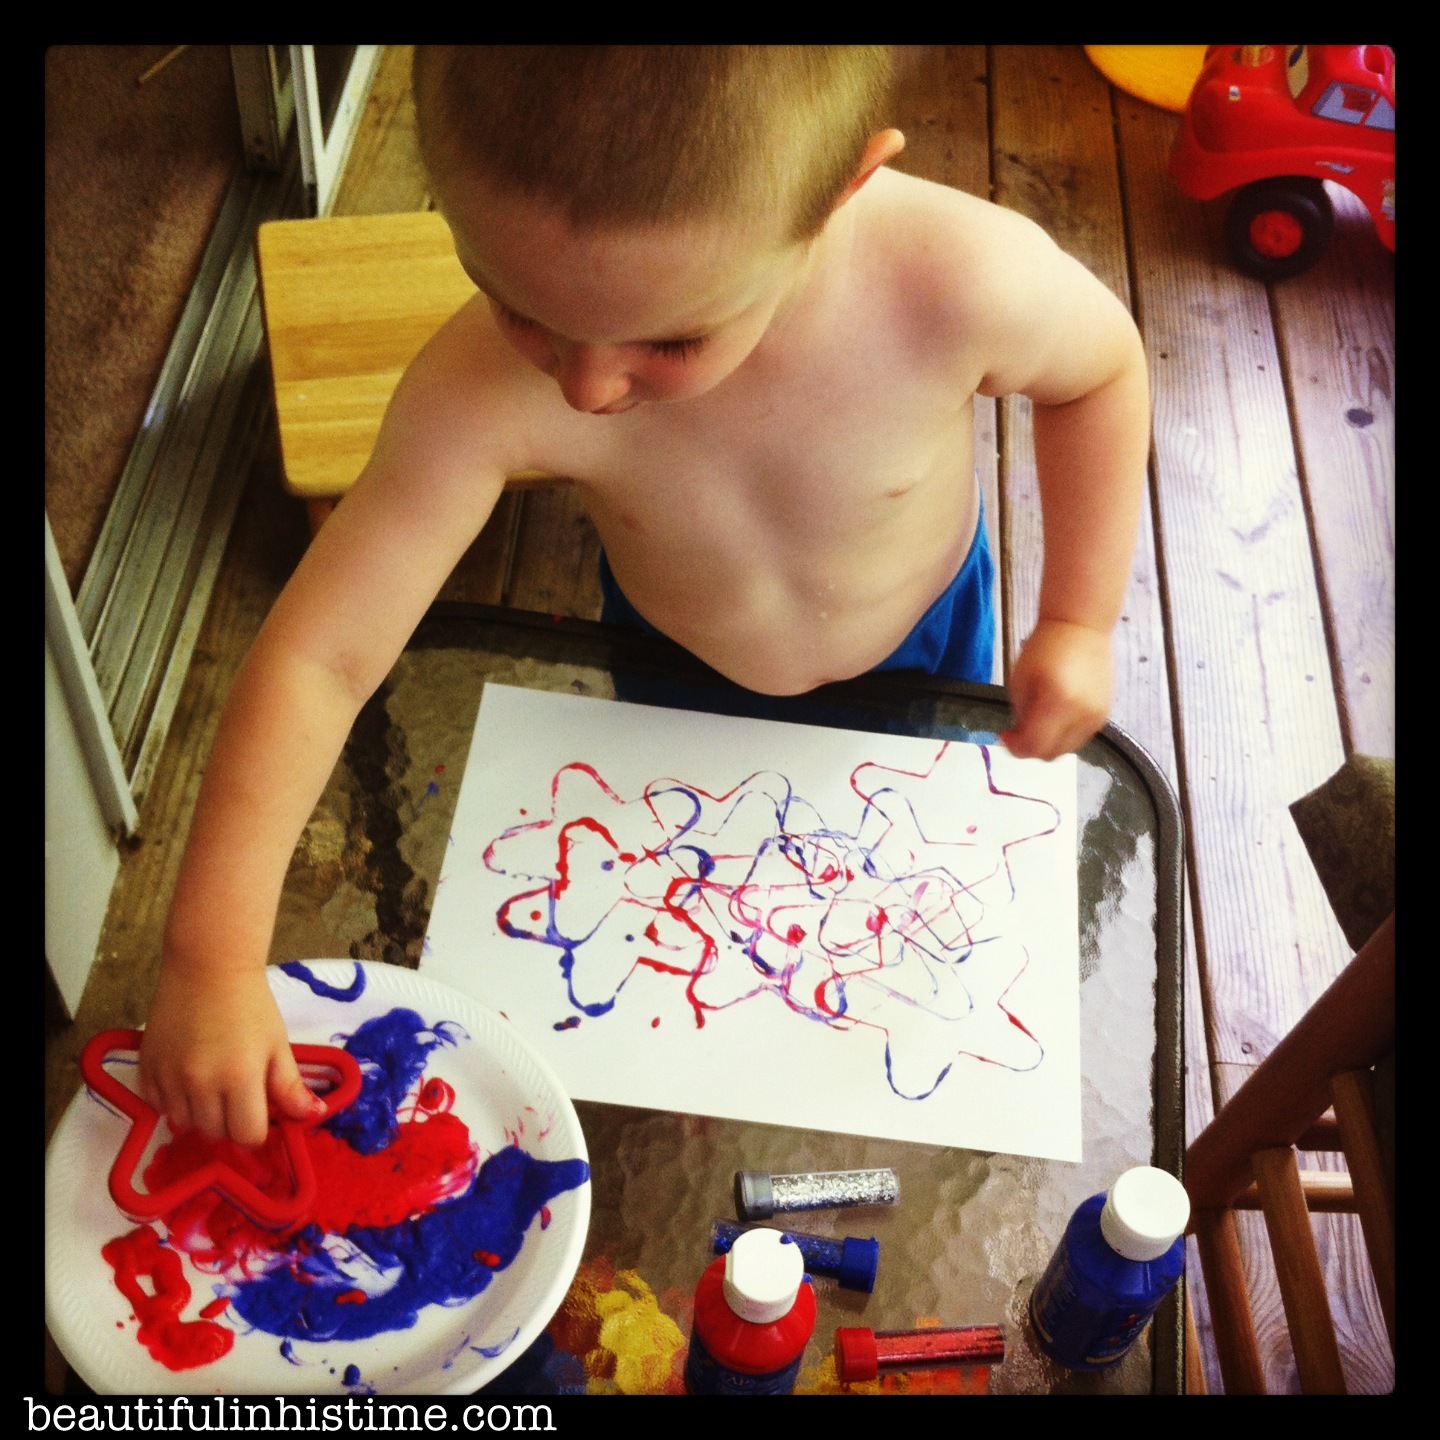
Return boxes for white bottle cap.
[1100,1166,1191,1262]
[723,1228,805,1323]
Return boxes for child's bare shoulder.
[864,168,1128,398]
[370,296,582,488]
[869,169,1065,318]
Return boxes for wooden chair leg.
[1252,1146,1347,1393]
[1184,1284,1208,1394]
[1331,1068,1396,1348]
[1193,1207,1266,1394]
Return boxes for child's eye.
[648,337,707,361]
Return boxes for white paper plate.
[46,961,591,1395]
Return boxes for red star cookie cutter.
[79,1028,363,1230]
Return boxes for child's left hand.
[999,618,1112,761]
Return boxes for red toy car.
[1170,45,1394,279]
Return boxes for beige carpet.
[45,45,244,595]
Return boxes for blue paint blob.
[227,1146,590,1342]
[475,1326,520,1359]
[281,961,367,1002]
[343,1364,362,1386]
[325,1008,464,1155]
[553,1016,581,1031]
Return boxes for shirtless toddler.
[140,46,1149,1144]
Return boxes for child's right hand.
[138,964,324,1148]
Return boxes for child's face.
[439,177,814,413]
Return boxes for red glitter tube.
[834,1325,1006,1382]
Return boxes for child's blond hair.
[413,45,893,240]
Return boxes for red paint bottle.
[684,1229,817,1395]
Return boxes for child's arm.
[139,319,513,1146]
[1001,338,1149,760]
[967,209,1150,761]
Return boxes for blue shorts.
[599,497,995,686]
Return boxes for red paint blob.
[138,1111,478,1270]
[336,1289,368,1305]
[101,1227,235,1372]
[417,1077,456,1113]
[305,1114,477,1233]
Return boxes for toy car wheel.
[1224,178,1335,281]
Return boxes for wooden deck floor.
[45,46,1394,1394]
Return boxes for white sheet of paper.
[422,685,1080,1160]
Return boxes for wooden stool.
[255,210,557,534]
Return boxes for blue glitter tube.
[711,1219,880,1293]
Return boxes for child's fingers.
[1002,700,1101,761]
[187,1087,230,1142]
[1001,715,1063,761]
[223,1079,275,1149]
[146,1076,194,1136]
[270,1052,328,1124]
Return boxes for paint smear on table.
[101,971,588,1375]
[422,687,1082,1160]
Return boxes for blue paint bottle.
[1028,1166,1189,1370]
[685,1229,817,1395]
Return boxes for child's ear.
[833,128,906,210]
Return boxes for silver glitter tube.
[734,1167,900,1220]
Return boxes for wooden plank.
[1181,881,1221,1392]
[1119,94,1352,1040]
[1119,91,1390,1394]
[436,490,524,607]
[1269,186,1395,760]
[989,52,1220,1386]
[329,45,432,219]
[891,46,992,199]
[504,485,604,619]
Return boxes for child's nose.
[553,345,632,413]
